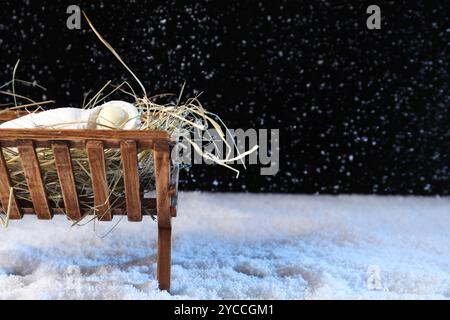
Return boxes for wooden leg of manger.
[157,226,172,291]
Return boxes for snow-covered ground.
[0,192,449,300]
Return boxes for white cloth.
[0,101,140,130]
[0,107,100,129]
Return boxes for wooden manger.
[0,110,178,291]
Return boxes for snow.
[0,192,449,300]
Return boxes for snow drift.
[0,192,449,299]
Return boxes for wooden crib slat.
[51,142,81,221]
[153,142,171,228]
[120,140,142,221]
[0,149,23,219]
[86,140,112,221]
[17,140,53,219]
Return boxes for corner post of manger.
[153,139,172,291]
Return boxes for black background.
[0,0,448,195]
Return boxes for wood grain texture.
[153,142,171,228]
[0,128,170,149]
[157,227,172,291]
[0,110,29,122]
[120,140,142,221]
[51,141,81,221]
[86,140,111,221]
[8,198,157,216]
[0,149,22,219]
[17,140,52,219]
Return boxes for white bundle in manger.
[0,100,140,130]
